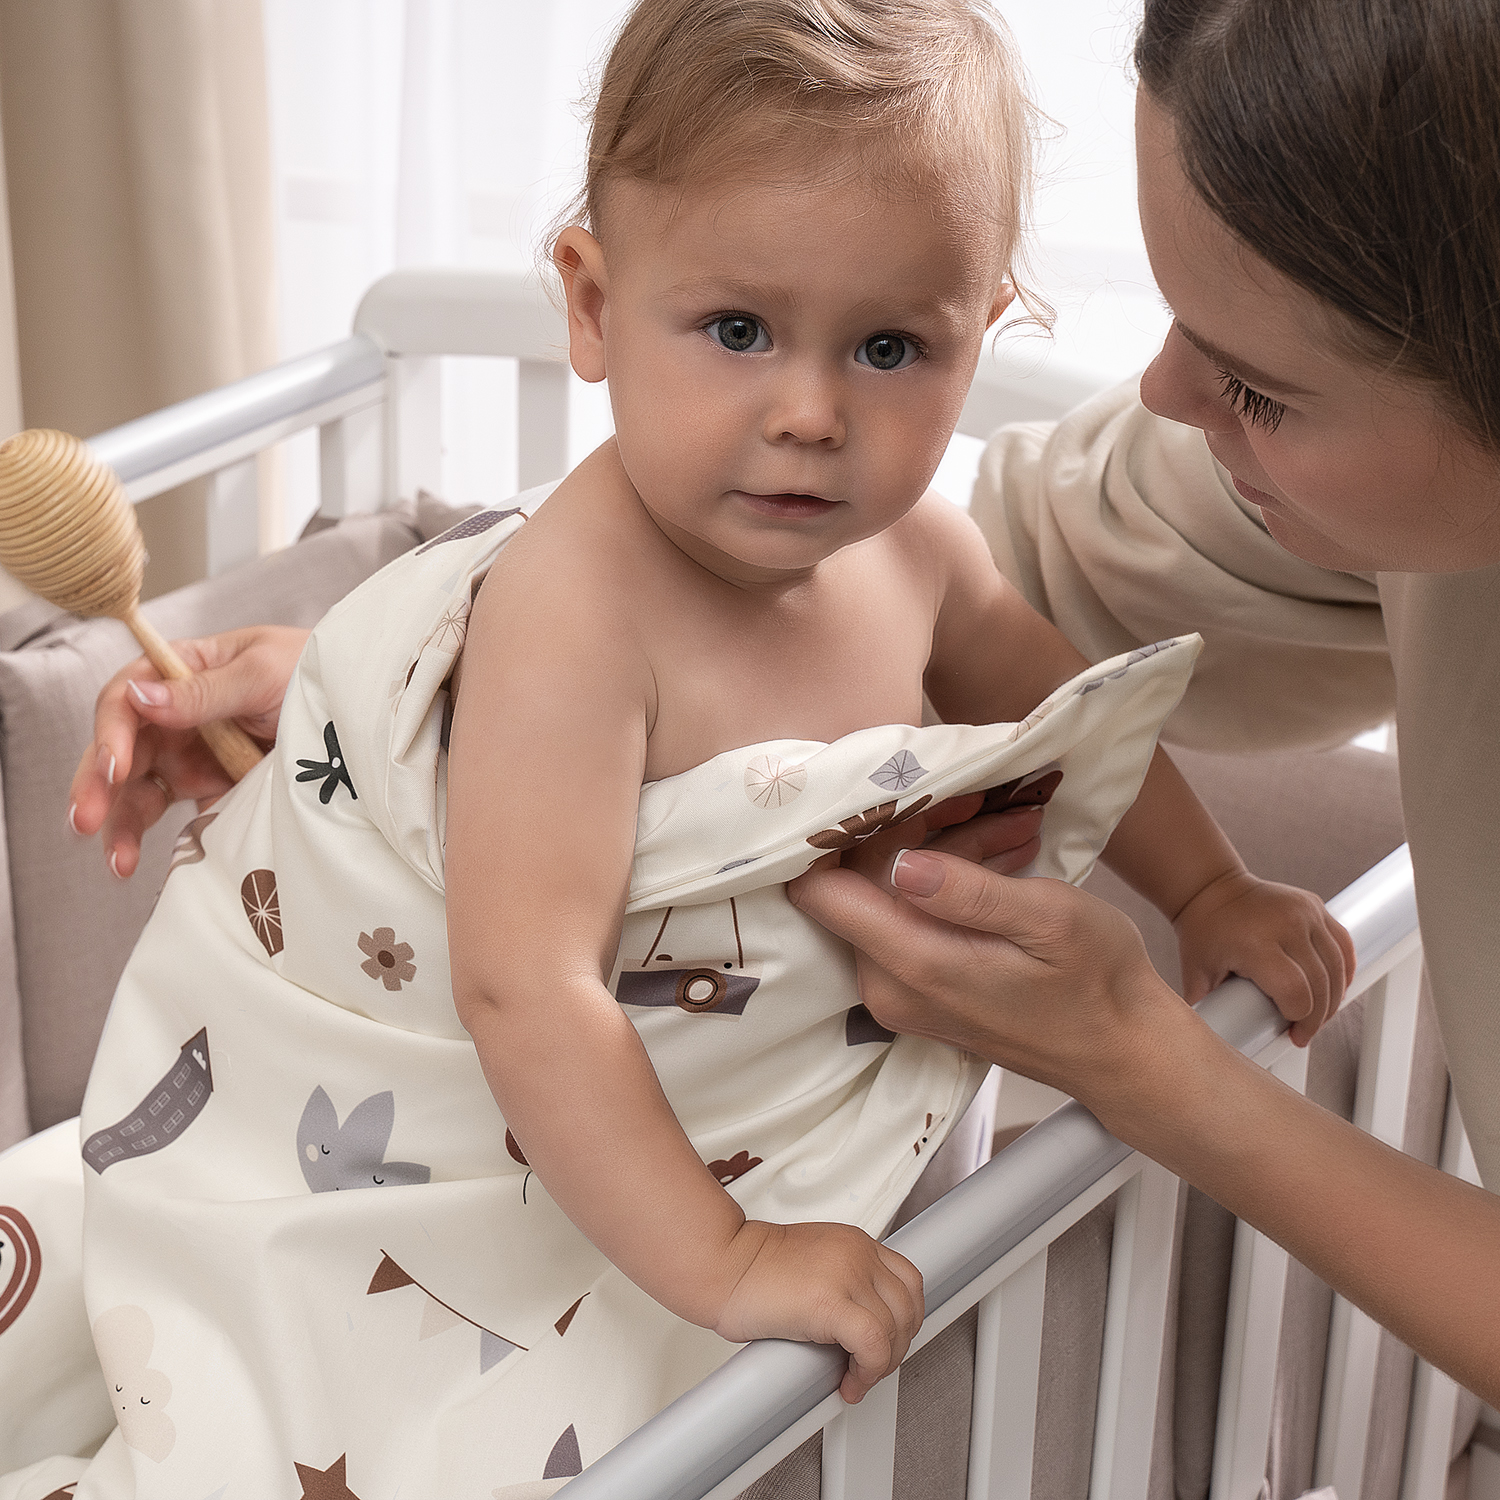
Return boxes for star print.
[293,1453,361,1499]
[296,722,357,803]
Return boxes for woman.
[69,0,1500,1406]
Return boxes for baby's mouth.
[738,491,838,518]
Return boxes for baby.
[446,0,1346,1406]
[6,0,1351,1492]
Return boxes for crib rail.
[556,846,1427,1500]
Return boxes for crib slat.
[1210,1045,1307,1500]
[388,354,444,505]
[967,1248,1048,1500]
[821,1366,899,1500]
[319,399,385,518]
[1316,948,1425,1496]
[1090,1159,1182,1500]
[206,455,261,575]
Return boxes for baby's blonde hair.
[555,0,1043,308]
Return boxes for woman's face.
[1135,91,1500,574]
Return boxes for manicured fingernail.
[66,803,81,836]
[128,680,169,708]
[108,848,123,880]
[891,850,944,896]
[96,743,116,785]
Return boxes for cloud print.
[93,1304,175,1462]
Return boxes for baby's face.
[560,167,1010,584]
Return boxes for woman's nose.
[1139,322,1238,434]
[763,365,845,447]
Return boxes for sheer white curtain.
[264,0,1167,529]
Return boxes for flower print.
[296,722,357,803]
[806,794,932,851]
[358,927,416,992]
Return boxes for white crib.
[77,269,1474,1500]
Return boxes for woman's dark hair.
[1136,0,1500,451]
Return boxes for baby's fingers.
[835,1300,905,1404]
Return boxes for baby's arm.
[916,495,1352,1041]
[446,540,920,1401]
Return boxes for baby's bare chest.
[640,575,937,783]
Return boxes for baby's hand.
[1173,871,1356,1045]
[715,1220,924,1403]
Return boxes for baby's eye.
[708,315,769,354]
[856,333,918,371]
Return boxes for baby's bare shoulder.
[882,489,999,588]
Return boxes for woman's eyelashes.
[1216,368,1287,432]
[703,314,922,370]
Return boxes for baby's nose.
[764,366,845,446]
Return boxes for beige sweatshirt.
[970,380,1500,1189]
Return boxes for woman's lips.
[737,491,838,519]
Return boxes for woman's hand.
[68,626,309,877]
[714,1220,924,1404]
[787,847,1175,1111]
[1173,870,1356,1046]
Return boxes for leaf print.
[358,928,416,992]
[806,795,931,851]
[869,750,925,793]
[296,722,357,803]
[744,754,807,809]
[240,870,284,957]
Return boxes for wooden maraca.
[0,428,264,781]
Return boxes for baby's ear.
[986,283,1018,327]
[554,226,609,384]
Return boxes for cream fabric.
[971,378,1500,1190]
[0,0,276,593]
[972,381,1396,753]
[0,501,1197,1491]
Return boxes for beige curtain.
[0,0,276,598]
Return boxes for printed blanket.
[0,505,1199,1497]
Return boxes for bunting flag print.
[366,1251,526,1375]
[83,1029,214,1174]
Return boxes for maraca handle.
[124,610,266,783]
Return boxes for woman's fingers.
[924,806,1044,876]
[98,772,178,879]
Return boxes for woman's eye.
[1216,369,1286,433]
[856,333,917,371]
[709,315,768,353]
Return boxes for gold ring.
[144,770,175,805]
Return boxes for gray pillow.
[0,497,478,1141]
